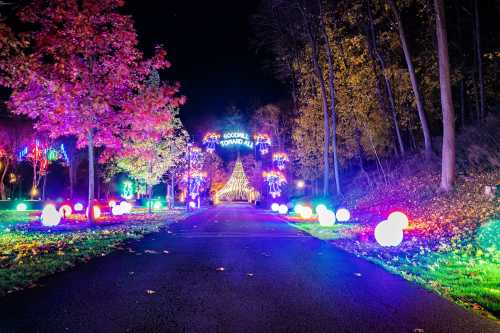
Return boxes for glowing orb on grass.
[86,205,102,219]
[153,201,162,210]
[108,200,117,208]
[300,206,313,219]
[74,202,84,212]
[58,204,72,218]
[278,204,289,215]
[374,220,403,247]
[119,201,132,214]
[16,203,27,211]
[318,210,336,227]
[41,204,62,227]
[294,204,304,215]
[315,204,328,215]
[189,201,196,208]
[388,211,409,229]
[271,203,280,212]
[112,205,124,216]
[335,208,351,222]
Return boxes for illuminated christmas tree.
[216,158,260,202]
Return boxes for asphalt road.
[0,204,498,333]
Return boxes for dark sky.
[125,0,286,139]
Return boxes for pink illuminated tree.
[6,0,175,221]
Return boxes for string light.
[272,152,289,170]
[217,158,260,202]
[254,134,271,155]
[203,132,221,153]
[263,170,286,198]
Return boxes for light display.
[108,200,117,208]
[86,205,102,219]
[315,204,328,215]
[46,148,58,161]
[121,181,134,199]
[296,180,305,189]
[254,134,271,155]
[74,202,84,212]
[220,132,254,149]
[318,210,336,227]
[183,170,207,200]
[263,170,286,198]
[294,204,304,215]
[41,204,62,227]
[272,152,289,170]
[112,205,124,216]
[374,220,403,247]
[59,204,72,218]
[189,201,196,208]
[153,201,162,210]
[16,203,27,211]
[119,201,132,214]
[300,206,313,219]
[60,144,69,163]
[203,132,221,153]
[189,146,204,170]
[336,208,351,222]
[9,173,17,184]
[271,202,280,212]
[216,158,260,202]
[388,211,409,229]
[278,204,288,215]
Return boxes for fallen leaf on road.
[413,329,424,333]
[144,250,158,254]
[216,267,225,271]
[129,271,134,275]
[247,273,254,277]
[163,250,170,254]
[146,289,156,294]
[354,273,362,277]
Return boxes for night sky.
[125,0,286,140]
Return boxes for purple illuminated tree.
[6,0,172,221]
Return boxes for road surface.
[0,204,498,332]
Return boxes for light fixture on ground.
[74,202,84,212]
[318,210,336,227]
[315,204,328,215]
[271,203,280,212]
[300,206,313,219]
[374,220,403,247]
[16,203,27,211]
[41,204,62,227]
[335,208,351,222]
[278,204,288,215]
[59,204,72,218]
[387,211,409,229]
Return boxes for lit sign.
[220,132,254,149]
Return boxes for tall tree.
[434,0,456,191]
[387,0,433,158]
[473,0,485,121]
[7,0,171,221]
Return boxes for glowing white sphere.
[153,201,162,210]
[271,203,280,212]
[16,203,27,211]
[374,220,404,247]
[74,203,84,212]
[335,208,351,222]
[315,204,328,215]
[41,204,62,227]
[294,204,304,215]
[278,204,288,215]
[112,205,124,216]
[189,201,196,208]
[119,201,132,214]
[58,204,72,218]
[108,200,117,208]
[388,211,409,229]
[300,206,313,219]
[318,210,336,227]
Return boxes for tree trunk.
[366,0,405,156]
[42,174,47,200]
[69,159,75,199]
[471,25,480,122]
[474,0,484,120]
[388,0,432,158]
[460,79,465,128]
[0,159,9,200]
[435,0,456,192]
[87,130,95,223]
[321,20,341,195]
[147,184,153,214]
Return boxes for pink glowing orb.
[58,204,72,218]
[374,220,403,247]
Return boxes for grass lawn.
[0,209,189,296]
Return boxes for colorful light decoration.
[58,204,72,218]
[16,203,27,211]
[272,152,289,170]
[153,201,162,210]
[318,210,336,227]
[74,202,84,212]
[216,158,260,203]
[263,170,287,198]
[202,132,221,153]
[278,204,289,215]
[271,202,280,212]
[41,204,61,227]
[86,205,102,219]
[189,201,196,208]
[388,211,409,229]
[296,180,305,189]
[119,201,132,214]
[254,134,271,155]
[336,208,351,222]
[46,148,59,161]
[315,204,328,215]
[375,220,403,247]
[220,132,254,149]
[108,200,117,208]
[294,204,304,215]
[299,206,313,219]
[121,181,134,200]
[184,170,207,200]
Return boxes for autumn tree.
[6,0,172,221]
